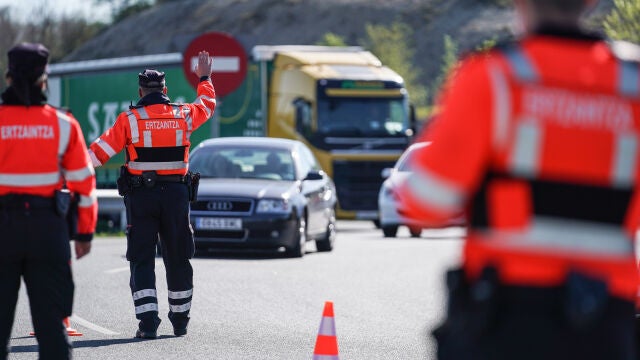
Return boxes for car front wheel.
[316,209,336,252]
[288,215,307,258]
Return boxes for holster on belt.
[54,189,71,217]
[117,165,132,196]
[564,271,608,331]
[142,171,157,188]
[187,171,200,202]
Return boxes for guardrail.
[96,189,126,231]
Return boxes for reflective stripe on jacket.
[89,78,216,175]
[400,36,640,300]
[0,105,98,237]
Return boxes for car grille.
[191,198,253,215]
[333,160,395,211]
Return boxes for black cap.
[7,42,49,81]
[138,69,166,88]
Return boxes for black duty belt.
[130,174,186,184]
[0,194,54,209]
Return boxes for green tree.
[93,0,153,23]
[429,34,459,105]
[603,0,640,43]
[316,33,348,47]
[361,21,427,107]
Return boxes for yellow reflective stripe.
[509,121,542,178]
[127,111,139,143]
[95,138,117,158]
[127,161,187,171]
[56,110,71,156]
[63,165,95,182]
[488,63,511,149]
[406,167,464,212]
[611,133,637,188]
[488,216,633,257]
[0,172,60,186]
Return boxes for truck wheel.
[382,225,398,238]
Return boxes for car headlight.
[381,184,394,198]
[256,199,290,214]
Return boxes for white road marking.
[104,266,129,274]
[70,314,119,335]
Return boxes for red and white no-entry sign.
[182,32,248,97]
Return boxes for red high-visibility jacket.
[0,105,98,239]
[89,79,216,175]
[400,35,640,301]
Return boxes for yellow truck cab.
[253,46,415,221]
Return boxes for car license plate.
[196,217,242,230]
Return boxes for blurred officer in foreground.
[88,51,216,339]
[400,0,640,359]
[0,43,98,359]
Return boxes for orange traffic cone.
[29,317,82,337]
[64,317,83,336]
[313,301,339,360]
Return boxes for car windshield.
[395,143,429,172]
[190,146,295,181]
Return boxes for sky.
[0,0,111,22]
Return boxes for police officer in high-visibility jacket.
[400,1,640,359]
[88,51,215,339]
[0,43,97,359]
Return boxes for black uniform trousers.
[434,268,636,360]
[124,182,194,333]
[0,197,73,360]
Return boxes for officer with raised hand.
[88,51,215,339]
[0,43,97,359]
[401,0,640,359]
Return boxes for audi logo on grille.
[207,201,233,211]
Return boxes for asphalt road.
[8,221,464,360]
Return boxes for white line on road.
[104,266,129,274]
[70,314,119,335]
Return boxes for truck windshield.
[317,97,408,137]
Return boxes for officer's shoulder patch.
[609,40,640,63]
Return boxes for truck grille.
[332,160,395,211]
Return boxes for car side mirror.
[381,168,393,179]
[304,170,324,181]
